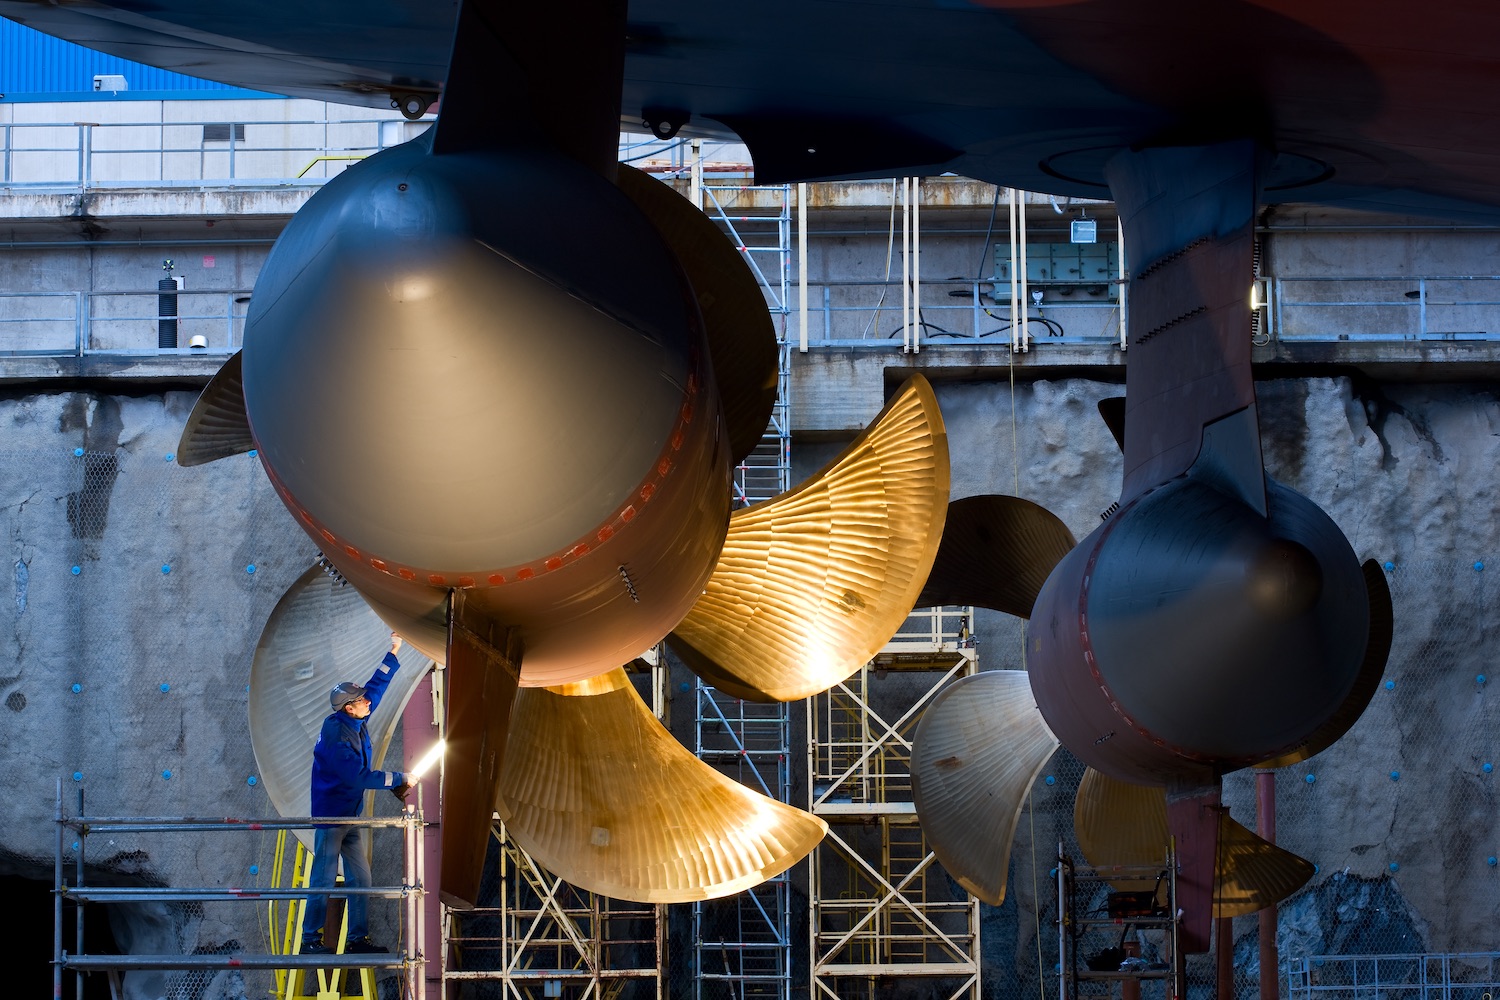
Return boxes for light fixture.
[1250,279,1268,311]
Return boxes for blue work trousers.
[302,823,372,944]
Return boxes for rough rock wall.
[0,389,411,1000]
[793,374,1500,997]
[6,373,1498,998]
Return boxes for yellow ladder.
[267,829,378,1000]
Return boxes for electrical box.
[1071,218,1098,243]
[92,74,128,93]
[994,241,1120,300]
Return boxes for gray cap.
[330,681,368,711]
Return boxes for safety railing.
[1272,276,1500,343]
[0,288,250,356]
[54,783,428,1000]
[884,606,977,652]
[0,116,431,188]
[10,276,1500,361]
[1285,952,1500,1000]
[804,278,1122,346]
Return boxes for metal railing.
[1285,952,1500,1000]
[9,275,1500,361]
[1,116,430,188]
[0,288,250,356]
[1272,276,1500,343]
[54,782,428,1000]
[806,278,1122,346]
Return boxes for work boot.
[301,937,330,955]
[344,937,389,954]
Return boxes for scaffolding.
[695,161,793,509]
[445,661,668,999]
[685,160,799,1000]
[52,781,426,1000]
[693,684,794,999]
[806,607,982,1000]
[1056,847,1180,1000]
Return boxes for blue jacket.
[309,651,404,817]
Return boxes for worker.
[301,633,409,955]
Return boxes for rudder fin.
[177,350,255,467]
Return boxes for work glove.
[392,782,412,802]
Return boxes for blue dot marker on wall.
[1305,773,1317,784]
[248,449,258,458]
[165,454,174,462]
[70,566,81,576]
[1389,862,1400,872]
[161,564,171,574]
[1385,680,1395,691]
[160,683,170,693]
[1484,763,1494,774]
[73,447,84,457]
[162,770,172,780]
[1476,561,1486,572]
[1489,857,1498,867]
[247,776,258,786]
[1383,561,1395,571]
[1045,775,1056,786]
[246,564,256,574]
[71,683,81,694]
[72,772,82,781]
[249,864,259,876]
[1390,770,1400,781]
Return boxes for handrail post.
[53,778,63,1000]
[76,784,85,1000]
[1419,277,1428,339]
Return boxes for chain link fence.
[9,393,1496,999]
[982,558,1500,1000]
[0,413,413,999]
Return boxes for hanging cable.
[860,179,901,340]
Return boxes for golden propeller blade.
[1074,767,1314,914]
[247,564,432,846]
[910,669,1058,905]
[615,163,778,468]
[1074,766,1171,892]
[1256,559,1394,768]
[497,667,827,902]
[1213,813,1316,916]
[916,494,1077,618]
[176,350,256,466]
[669,374,949,701]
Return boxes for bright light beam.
[409,739,446,781]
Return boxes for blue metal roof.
[0,16,271,97]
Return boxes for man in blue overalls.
[302,633,408,954]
